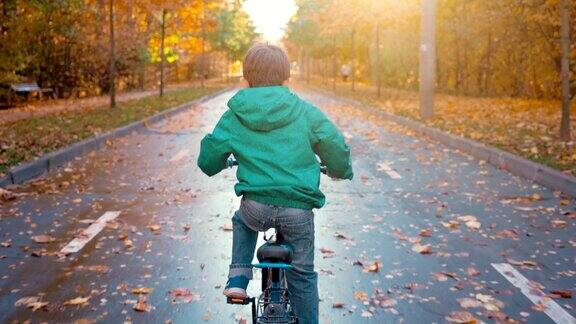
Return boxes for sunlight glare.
[242,0,297,43]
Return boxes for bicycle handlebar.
[226,158,239,168]
[226,158,327,174]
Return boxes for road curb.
[0,87,232,187]
[318,89,576,197]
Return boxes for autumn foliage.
[285,0,575,99]
[0,0,257,99]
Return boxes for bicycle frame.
[227,231,297,324]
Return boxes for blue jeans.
[229,198,319,324]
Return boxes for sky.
[242,0,298,43]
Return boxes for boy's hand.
[322,166,343,181]
[329,175,343,181]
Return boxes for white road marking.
[170,149,190,162]
[492,263,575,324]
[60,211,121,254]
[376,162,402,179]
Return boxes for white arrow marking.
[492,263,575,324]
[377,162,402,179]
[60,211,121,254]
[170,149,190,162]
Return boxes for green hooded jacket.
[197,86,353,209]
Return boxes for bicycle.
[225,158,326,324]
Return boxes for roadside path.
[0,82,206,125]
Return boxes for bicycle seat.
[257,242,293,264]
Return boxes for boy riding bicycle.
[197,43,353,323]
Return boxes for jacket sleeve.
[197,113,232,177]
[310,107,354,180]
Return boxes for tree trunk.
[332,35,336,91]
[306,50,310,84]
[483,32,493,95]
[139,14,153,90]
[351,28,355,92]
[226,54,230,83]
[298,49,303,79]
[419,0,436,120]
[323,57,328,85]
[376,23,381,98]
[109,0,116,108]
[160,9,167,97]
[97,0,105,37]
[560,0,571,140]
[1,0,17,33]
[201,0,206,88]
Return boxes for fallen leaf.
[14,296,48,311]
[147,224,162,232]
[550,219,567,228]
[361,310,373,317]
[411,243,431,254]
[81,265,110,273]
[459,298,483,309]
[550,290,572,299]
[432,272,459,282]
[202,312,211,321]
[320,248,334,258]
[476,293,504,311]
[335,232,351,240]
[419,228,432,237]
[441,221,459,229]
[354,291,369,302]
[466,267,480,276]
[507,259,538,267]
[169,288,200,304]
[132,287,153,295]
[445,311,478,323]
[376,296,397,308]
[458,215,481,229]
[32,234,55,244]
[220,223,233,231]
[0,188,16,203]
[531,301,548,312]
[362,261,381,273]
[64,296,90,306]
[134,295,152,312]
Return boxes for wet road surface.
[0,89,575,323]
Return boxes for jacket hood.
[227,86,301,131]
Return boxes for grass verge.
[0,86,224,177]
[297,79,576,177]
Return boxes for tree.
[160,8,167,97]
[560,0,571,140]
[285,0,574,102]
[208,3,258,73]
[109,0,116,108]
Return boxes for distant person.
[197,43,353,323]
[341,64,351,82]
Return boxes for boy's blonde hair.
[243,43,290,87]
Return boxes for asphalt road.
[0,89,574,323]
